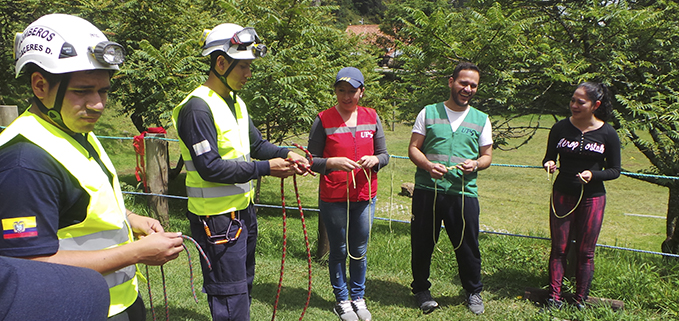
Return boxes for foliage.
[233,0,385,143]
[112,39,207,131]
[0,0,54,108]
[383,0,679,251]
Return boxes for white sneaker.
[334,300,359,321]
[351,298,372,321]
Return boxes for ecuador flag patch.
[2,216,38,239]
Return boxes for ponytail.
[577,82,612,122]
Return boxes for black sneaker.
[467,292,484,315]
[546,298,564,310]
[414,290,439,314]
[572,301,586,310]
[334,300,359,321]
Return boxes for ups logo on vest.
[360,131,374,139]
[459,127,476,136]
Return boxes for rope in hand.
[433,163,466,252]
[272,143,314,321]
[345,168,374,261]
[146,234,211,321]
[548,171,585,219]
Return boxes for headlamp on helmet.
[200,23,266,60]
[90,41,125,65]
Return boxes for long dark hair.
[577,82,612,122]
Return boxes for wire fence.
[3,126,678,259]
[113,135,679,259]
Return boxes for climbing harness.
[146,235,211,321]
[548,171,585,219]
[272,143,314,321]
[345,168,375,261]
[432,163,467,251]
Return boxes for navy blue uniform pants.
[187,204,257,321]
[410,188,483,296]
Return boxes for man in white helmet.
[171,23,308,320]
[0,14,185,320]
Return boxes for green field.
[96,107,678,320]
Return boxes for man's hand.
[428,162,448,179]
[134,232,184,266]
[127,211,164,237]
[456,159,478,174]
[287,151,311,175]
[269,158,296,178]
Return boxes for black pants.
[410,188,483,295]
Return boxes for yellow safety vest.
[0,111,139,317]
[172,86,254,215]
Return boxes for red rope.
[293,174,313,320]
[271,144,314,321]
[271,178,288,321]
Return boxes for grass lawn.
[97,106,678,320]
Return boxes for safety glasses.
[231,28,267,58]
[230,27,260,46]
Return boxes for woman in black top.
[542,82,621,308]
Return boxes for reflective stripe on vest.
[171,86,254,215]
[414,103,487,197]
[0,111,138,317]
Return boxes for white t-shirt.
[412,105,493,147]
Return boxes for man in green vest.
[0,14,185,320]
[171,23,308,320]
[408,62,493,315]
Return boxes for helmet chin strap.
[212,55,239,95]
[33,74,72,133]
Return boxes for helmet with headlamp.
[14,13,125,77]
[199,23,266,93]
[200,23,267,60]
[13,14,125,133]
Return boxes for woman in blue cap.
[306,67,389,321]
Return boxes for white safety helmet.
[200,23,266,60]
[14,13,125,78]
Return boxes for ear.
[448,76,454,88]
[359,87,365,97]
[31,72,52,99]
[215,55,231,75]
[593,100,601,110]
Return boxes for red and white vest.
[319,106,378,202]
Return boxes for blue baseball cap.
[335,67,364,88]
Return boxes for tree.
[384,0,679,253]
[231,0,385,144]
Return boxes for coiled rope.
[548,171,585,219]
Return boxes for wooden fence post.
[0,105,19,127]
[145,133,170,228]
